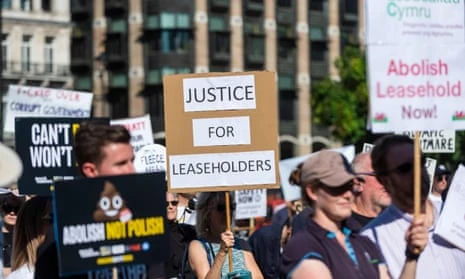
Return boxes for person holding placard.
[34,122,147,279]
[280,150,427,279]
[362,135,465,279]
[188,192,263,279]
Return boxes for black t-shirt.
[2,232,12,268]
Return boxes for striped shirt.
[361,204,465,279]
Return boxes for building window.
[44,37,54,73]
[42,0,51,11]
[213,33,230,54]
[2,34,8,71]
[277,0,292,8]
[21,0,31,11]
[309,0,324,11]
[160,31,191,53]
[21,35,32,72]
[2,0,12,9]
[209,14,228,31]
[311,42,326,61]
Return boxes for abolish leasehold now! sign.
[163,71,280,192]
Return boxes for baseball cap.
[0,142,23,188]
[300,150,356,187]
[435,164,451,177]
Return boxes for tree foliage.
[312,45,370,144]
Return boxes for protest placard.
[368,44,465,133]
[366,1,464,45]
[111,115,154,153]
[4,85,93,134]
[134,144,166,173]
[14,118,108,195]
[399,130,455,153]
[234,189,267,220]
[435,164,465,251]
[163,71,279,192]
[53,173,169,276]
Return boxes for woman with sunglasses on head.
[188,191,263,279]
[7,196,52,279]
[280,150,427,279]
[0,193,25,277]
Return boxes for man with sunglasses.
[350,152,391,229]
[361,135,465,279]
[429,164,451,212]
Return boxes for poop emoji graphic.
[93,180,133,223]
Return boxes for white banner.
[134,144,166,174]
[234,189,267,220]
[435,164,465,251]
[368,44,465,133]
[111,115,154,153]
[279,145,355,202]
[4,85,93,133]
[399,130,455,153]
[366,0,465,45]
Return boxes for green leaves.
[312,46,368,144]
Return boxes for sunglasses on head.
[166,200,179,207]
[216,203,236,212]
[2,204,20,215]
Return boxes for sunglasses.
[378,157,426,176]
[436,175,449,182]
[166,200,179,207]
[319,181,360,196]
[216,203,236,212]
[2,204,21,215]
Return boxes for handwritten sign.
[111,115,154,153]
[399,130,455,153]
[234,189,267,220]
[4,85,93,133]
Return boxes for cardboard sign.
[14,118,109,195]
[163,71,280,192]
[398,130,455,153]
[368,44,465,133]
[234,189,267,220]
[366,0,465,45]
[53,173,169,275]
[111,115,154,153]
[279,145,355,202]
[435,164,465,251]
[4,85,93,133]
[134,144,166,173]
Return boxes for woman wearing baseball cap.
[280,150,427,279]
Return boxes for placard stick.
[225,192,233,273]
[414,131,421,218]
[249,217,255,236]
[112,267,118,279]
[413,131,421,254]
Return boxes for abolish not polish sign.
[164,71,279,192]
[368,44,465,133]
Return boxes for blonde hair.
[11,196,52,270]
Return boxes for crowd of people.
[0,122,463,279]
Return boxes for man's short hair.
[74,122,131,167]
[371,134,413,174]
